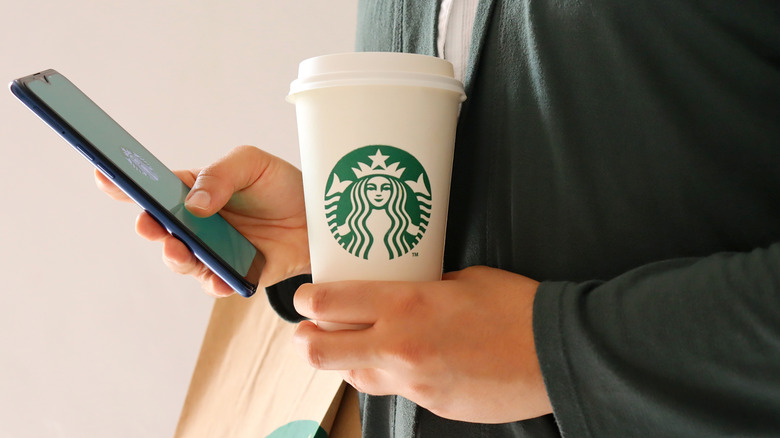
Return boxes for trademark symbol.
[412,252,419,257]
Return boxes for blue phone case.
[10,70,264,297]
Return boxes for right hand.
[96,145,310,297]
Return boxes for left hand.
[292,266,552,424]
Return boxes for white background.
[0,1,357,436]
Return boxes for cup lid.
[287,52,466,101]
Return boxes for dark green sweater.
[268,0,780,436]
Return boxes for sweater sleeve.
[533,242,780,437]
[264,274,311,322]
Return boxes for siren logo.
[325,145,432,260]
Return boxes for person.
[98,0,780,436]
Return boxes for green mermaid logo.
[325,145,432,260]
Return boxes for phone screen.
[12,71,263,296]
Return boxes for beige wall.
[0,1,357,436]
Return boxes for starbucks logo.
[325,145,432,260]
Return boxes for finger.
[172,169,197,188]
[159,233,235,297]
[161,234,202,275]
[340,368,396,397]
[201,273,236,298]
[94,169,131,202]
[293,320,380,370]
[135,211,168,242]
[293,281,383,325]
[184,145,275,217]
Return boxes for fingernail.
[187,190,211,210]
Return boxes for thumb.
[184,145,270,217]
[184,187,216,216]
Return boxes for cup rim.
[287,52,466,102]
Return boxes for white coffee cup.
[287,52,465,330]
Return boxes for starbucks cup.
[287,52,465,329]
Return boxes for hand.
[292,266,552,423]
[96,145,310,296]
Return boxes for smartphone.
[10,69,264,297]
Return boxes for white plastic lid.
[287,52,466,101]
